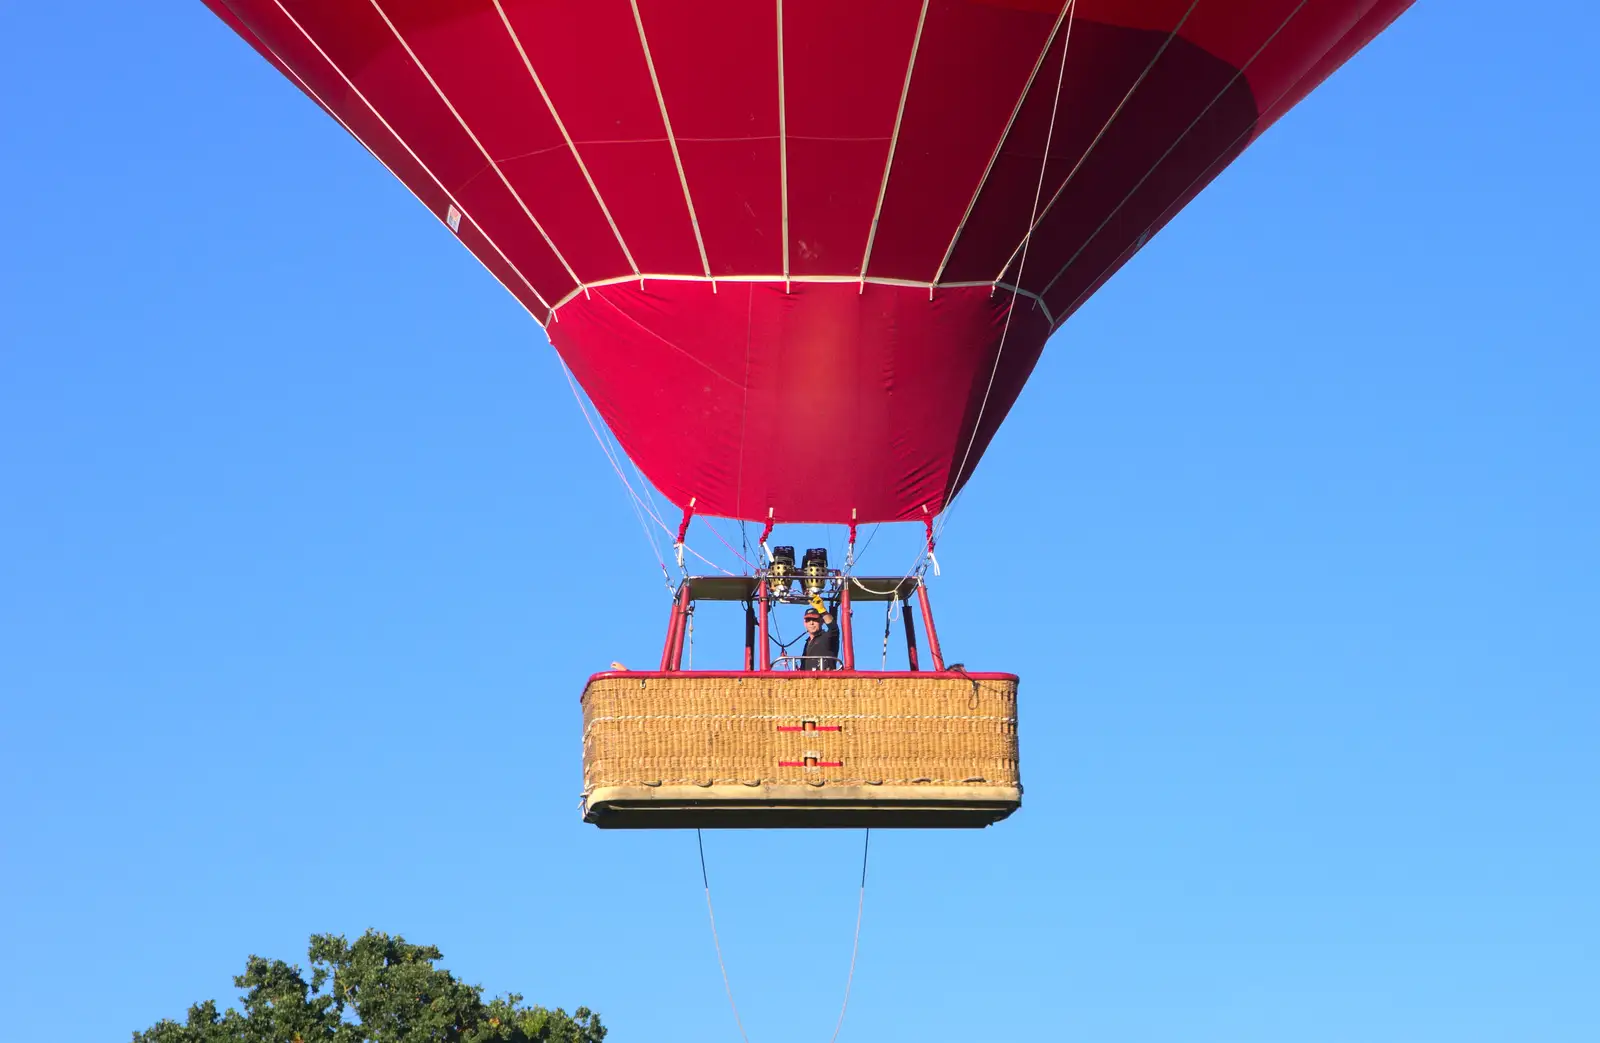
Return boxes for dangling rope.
[697,829,874,1043]
[701,517,757,572]
[828,829,871,1043]
[698,829,752,1043]
[880,596,896,670]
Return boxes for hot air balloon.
[201,0,1414,827]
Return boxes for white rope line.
[666,533,732,575]
[944,0,1078,509]
[937,0,1318,551]
[844,522,883,577]
[869,531,940,627]
[881,595,894,669]
[858,0,930,288]
[776,0,791,290]
[631,0,714,280]
[558,360,733,578]
[698,516,757,571]
[932,2,1076,286]
[491,0,639,274]
[697,831,752,1043]
[594,407,674,544]
[570,369,659,536]
[558,360,670,581]
[584,413,722,579]
[733,286,755,520]
[263,0,555,320]
[543,273,1053,321]
[1037,0,1316,301]
[828,829,870,1043]
[368,0,585,292]
[990,0,1204,285]
[1050,13,1341,328]
[596,410,678,568]
[626,451,672,533]
[848,577,910,596]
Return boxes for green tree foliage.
[132,930,606,1043]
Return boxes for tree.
[132,930,606,1043]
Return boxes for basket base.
[582,784,1020,829]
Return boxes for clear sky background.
[2,4,1596,1042]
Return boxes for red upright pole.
[917,582,945,671]
[659,583,686,670]
[669,580,693,670]
[757,578,772,670]
[839,580,855,670]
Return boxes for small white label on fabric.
[445,205,462,234]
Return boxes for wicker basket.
[581,671,1020,828]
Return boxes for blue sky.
[2,3,1596,1042]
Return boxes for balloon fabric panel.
[202,0,1414,523]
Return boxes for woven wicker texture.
[582,674,1019,789]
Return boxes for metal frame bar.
[669,580,693,670]
[659,583,687,670]
[744,599,757,671]
[839,582,855,669]
[916,582,945,671]
[757,579,772,670]
[658,574,932,674]
[903,599,920,671]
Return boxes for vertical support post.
[757,578,772,670]
[902,598,920,672]
[917,581,945,671]
[669,580,693,671]
[839,579,855,670]
[659,583,687,671]
[744,599,756,671]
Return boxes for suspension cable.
[559,358,735,578]
[880,597,895,670]
[828,829,871,1043]
[696,829,873,1043]
[698,830,752,1043]
[702,516,757,571]
[558,358,671,588]
[942,0,1079,536]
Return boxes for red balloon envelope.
[203,0,1412,524]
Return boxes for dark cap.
[804,608,822,620]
